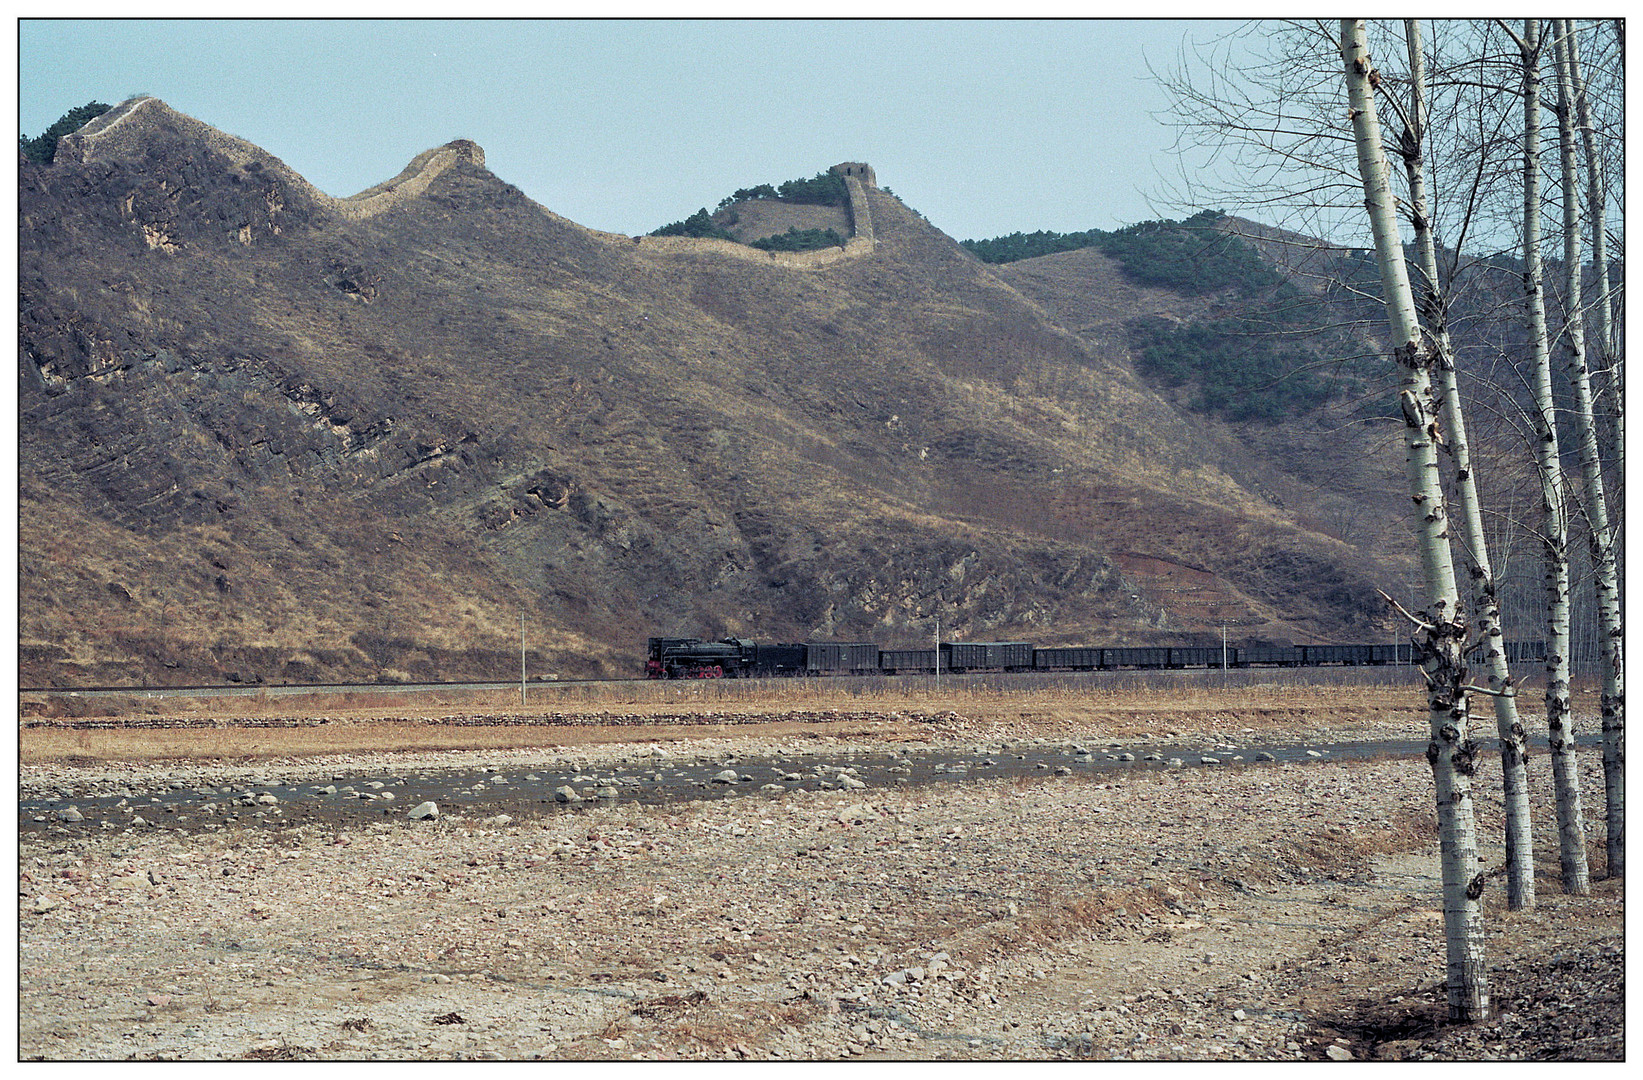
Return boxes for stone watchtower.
[830,162,877,189]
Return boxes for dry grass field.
[19,671,1453,763]
[18,675,1621,1061]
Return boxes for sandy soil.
[17,690,1623,1061]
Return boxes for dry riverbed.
[17,689,1623,1061]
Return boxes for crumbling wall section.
[613,160,879,268]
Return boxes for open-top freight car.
[943,642,1035,672]
[1032,646,1105,671]
[1232,645,1304,667]
[804,641,881,676]
[1302,644,1376,666]
[878,648,938,675]
[1103,646,1172,669]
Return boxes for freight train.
[645,637,1549,679]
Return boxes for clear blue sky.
[19,18,1244,241]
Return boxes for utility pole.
[520,612,526,708]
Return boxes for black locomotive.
[646,636,1550,679]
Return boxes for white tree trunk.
[1553,20,1624,878]
[1341,18,1487,1022]
[1399,18,1533,910]
[1566,24,1623,485]
[1516,19,1589,895]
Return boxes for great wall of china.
[58,97,879,267]
[601,161,878,268]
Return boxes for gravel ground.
[17,706,1623,1061]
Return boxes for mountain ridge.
[18,99,1405,687]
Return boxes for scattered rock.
[1326,1045,1354,1061]
[407,801,439,821]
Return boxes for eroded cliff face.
[18,100,1396,687]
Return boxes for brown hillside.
[18,99,1406,687]
[990,227,1416,563]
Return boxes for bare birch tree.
[1502,17,1589,895]
[1341,18,1487,1020]
[1551,20,1624,878]
[1565,23,1623,485]
[1393,18,1534,910]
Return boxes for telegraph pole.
[520,612,526,707]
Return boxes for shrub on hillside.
[1127,314,1338,423]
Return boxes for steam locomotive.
[644,636,1549,679]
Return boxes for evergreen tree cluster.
[770,170,848,207]
[959,228,1107,264]
[20,100,111,164]
[652,171,849,237]
[963,211,1281,296]
[966,211,1383,424]
[1126,314,1355,423]
[650,207,737,240]
[1098,211,1284,295]
[749,227,845,252]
